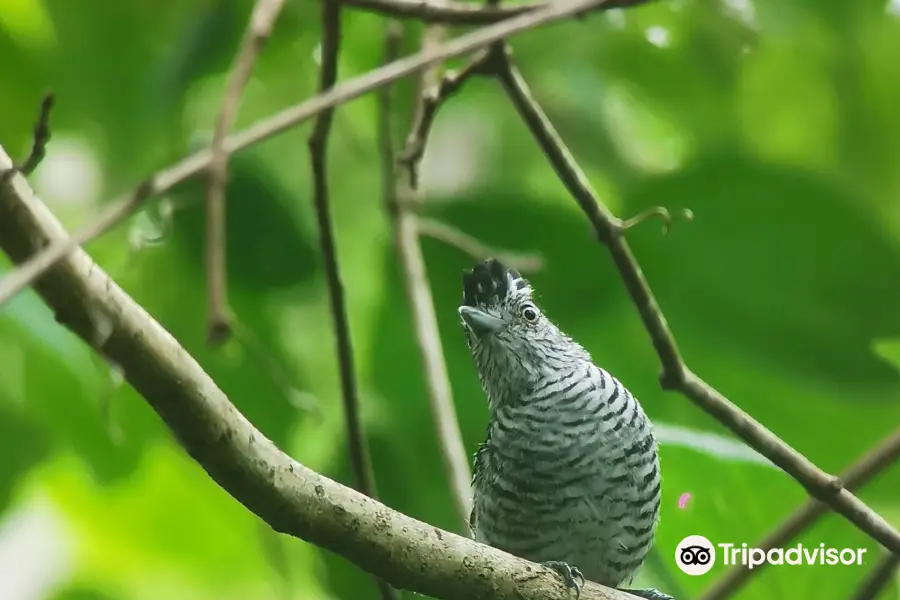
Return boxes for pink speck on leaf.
[678,492,692,510]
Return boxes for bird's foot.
[542,561,585,599]
[617,587,675,600]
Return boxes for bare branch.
[307,6,397,600]
[417,217,543,273]
[381,0,488,531]
[621,206,694,236]
[849,552,900,600]
[337,0,546,24]
[205,0,286,345]
[309,0,368,494]
[701,427,900,600]
[398,0,452,190]
[0,176,157,304]
[0,145,645,600]
[0,0,631,310]
[484,39,900,554]
[392,210,476,531]
[397,51,492,188]
[19,93,55,177]
[336,0,651,25]
[377,20,404,201]
[1,94,55,186]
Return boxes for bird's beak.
[458,306,507,337]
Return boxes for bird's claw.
[542,561,585,599]
[617,587,675,600]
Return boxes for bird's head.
[459,258,543,342]
[458,259,588,402]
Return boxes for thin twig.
[337,0,546,24]
[19,94,55,176]
[0,177,157,301]
[399,0,451,189]
[0,0,634,310]
[621,205,694,235]
[309,0,371,497]
[849,552,900,600]
[397,51,492,187]
[338,0,647,25]
[392,211,475,531]
[485,49,900,554]
[308,5,397,600]
[417,217,543,273]
[1,94,55,186]
[0,142,694,600]
[206,0,286,345]
[378,19,404,210]
[384,0,481,532]
[701,427,900,600]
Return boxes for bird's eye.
[522,305,538,322]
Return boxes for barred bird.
[459,258,672,600]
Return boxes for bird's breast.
[472,369,661,586]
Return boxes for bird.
[458,257,672,600]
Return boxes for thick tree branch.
[205,0,286,345]
[307,5,397,599]
[701,427,900,600]
[0,0,631,310]
[479,44,900,554]
[0,146,643,600]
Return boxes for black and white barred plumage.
[459,258,671,600]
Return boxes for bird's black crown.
[462,258,529,308]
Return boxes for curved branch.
[485,46,900,554]
[0,146,639,600]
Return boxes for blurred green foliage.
[1,0,899,599]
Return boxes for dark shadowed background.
[1,0,899,599]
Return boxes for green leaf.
[872,339,900,374]
[166,150,320,290]
[48,586,120,600]
[45,444,321,595]
[150,0,243,115]
[0,403,54,513]
[0,282,155,484]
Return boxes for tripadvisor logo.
[674,535,868,575]
[719,543,867,569]
[675,535,715,576]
